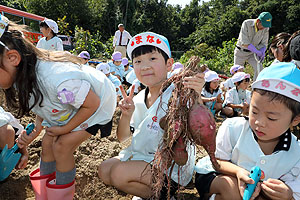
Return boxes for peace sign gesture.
[118,85,135,117]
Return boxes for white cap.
[232,72,250,83]
[44,18,58,33]
[96,63,110,74]
[205,71,220,82]
[127,32,171,60]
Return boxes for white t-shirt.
[113,30,132,46]
[195,117,300,200]
[119,85,196,186]
[36,36,64,51]
[223,87,251,112]
[201,88,222,109]
[0,107,24,135]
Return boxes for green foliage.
[180,38,237,75]
[57,16,72,36]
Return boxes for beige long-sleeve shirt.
[236,19,269,50]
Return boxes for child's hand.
[17,128,37,149]
[183,73,205,103]
[119,85,135,117]
[236,168,255,197]
[15,147,29,169]
[261,179,293,200]
[46,126,68,136]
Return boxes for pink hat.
[122,58,129,66]
[204,71,220,82]
[78,51,90,59]
[232,72,250,83]
[173,62,183,70]
[230,65,244,75]
[112,52,122,61]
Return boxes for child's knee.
[0,124,15,148]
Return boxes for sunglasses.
[0,41,10,51]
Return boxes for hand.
[119,85,135,117]
[248,44,262,57]
[210,97,217,102]
[236,168,254,196]
[261,179,293,200]
[15,147,29,169]
[183,73,205,95]
[258,47,266,61]
[17,128,38,149]
[46,126,68,136]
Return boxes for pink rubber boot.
[46,176,75,200]
[30,168,55,200]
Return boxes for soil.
[0,91,225,200]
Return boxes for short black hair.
[132,45,169,63]
[204,81,219,94]
[236,78,250,86]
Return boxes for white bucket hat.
[232,72,250,83]
[44,18,58,33]
[204,71,220,82]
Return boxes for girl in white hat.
[36,18,63,51]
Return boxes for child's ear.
[166,58,174,72]
[291,115,300,127]
[6,49,21,67]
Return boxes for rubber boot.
[46,176,75,200]
[30,168,55,200]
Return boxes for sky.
[168,0,209,7]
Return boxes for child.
[201,71,223,115]
[223,72,251,117]
[98,32,205,199]
[96,62,122,100]
[269,32,291,65]
[220,64,244,91]
[194,62,300,200]
[122,57,133,87]
[108,51,125,82]
[0,16,116,199]
[0,106,28,170]
[36,18,63,51]
[167,61,184,78]
[78,50,90,65]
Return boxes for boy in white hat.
[194,62,300,200]
[98,32,205,199]
[36,18,63,51]
[222,72,251,117]
[108,51,125,82]
[96,63,122,100]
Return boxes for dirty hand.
[15,147,29,169]
[261,179,293,200]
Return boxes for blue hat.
[258,12,272,28]
[127,32,171,60]
[252,62,300,102]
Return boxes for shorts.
[195,172,218,200]
[85,119,113,137]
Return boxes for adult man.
[113,24,132,57]
[234,12,272,80]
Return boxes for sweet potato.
[188,103,219,168]
[172,136,188,166]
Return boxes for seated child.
[122,57,133,87]
[77,51,90,65]
[108,51,125,82]
[201,71,223,115]
[96,62,122,100]
[167,62,184,78]
[223,72,251,117]
[0,106,28,170]
[194,62,300,200]
[220,64,244,92]
[98,32,205,199]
